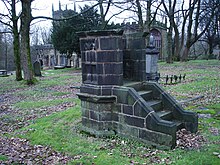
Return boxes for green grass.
[207,103,220,112]
[17,102,220,165]
[17,102,136,164]
[195,109,216,115]
[186,104,220,116]
[0,76,26,94]
[159,59,220,66]
[207,103,220,120]
[14,98,74,109]
[15,88,70,98]
[38,75,73,87]
[0,155,8,161]
[1,60,220,164]
[165,80,219,96]
[167,145,220,165]
[42,68,77,75]
[198,117,220,143]
[161,60,220,95]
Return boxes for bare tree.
[0,0,100,84]
[0,0,22,80]
[40,27,52,45]
[20,0,35,84]
[180,0,218,61]
[199,0,220,58]
[162,0,177,63]
[30,25,40,45]
[162,0,218,62]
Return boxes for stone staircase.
[136,86,182,129]
[124,81,198,136]
[78,81,198,149]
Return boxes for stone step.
[125,82,144,91]
[138,90,153,101]
[173,120,184,130]
[156,110,173,120]
[146,100,162,111]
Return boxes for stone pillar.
[145,45,159,81]
[48,54,51,68]
[77,30,124,136]
[123,32,146,81]
[78,30,124,86]
[57,54,61,66]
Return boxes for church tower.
[59,0,62,11]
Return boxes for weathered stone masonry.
[77,30,198,149]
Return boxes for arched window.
[150,29,162,59]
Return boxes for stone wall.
[79,30,124,86]
[122,21,168,60]
[123,32,146,81]
[78,84,177,149]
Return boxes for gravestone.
[146,35,159,81]
[33,61,42,77]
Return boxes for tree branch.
[0,20,12,29]
[103,5,133,29]
[32,2,100,21]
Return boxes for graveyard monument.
[33,60,42,77]
[77,30,198,149]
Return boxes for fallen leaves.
[176,129,206,150]
[209,127,219,136]
[0,137,72,164]
[0,71,80,164]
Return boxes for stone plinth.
[77,30,198,149]
[78,30,124,86]
[77,30,124,137]
[146,46,159,81]
[123,32,146,81]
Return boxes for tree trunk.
[166,28,173,63]
[20,0,34,84]
[13,28,23,81]
[181,46,190,62]
[208,41,213,58]
[12,0,23,81]
[173,24,180,61]
[145,0,151,45]
[136,0,144,30]
[174,34,180,61]
[99,0,104,25]
[4,34,8,71]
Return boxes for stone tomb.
[77,30,198,149]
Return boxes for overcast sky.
[31,0,126,28]
[32,0,88,18]
[31,0,78,26]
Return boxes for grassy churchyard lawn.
[0,60,219,164]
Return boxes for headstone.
[33,61,42,76]
[145,46,159,81]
